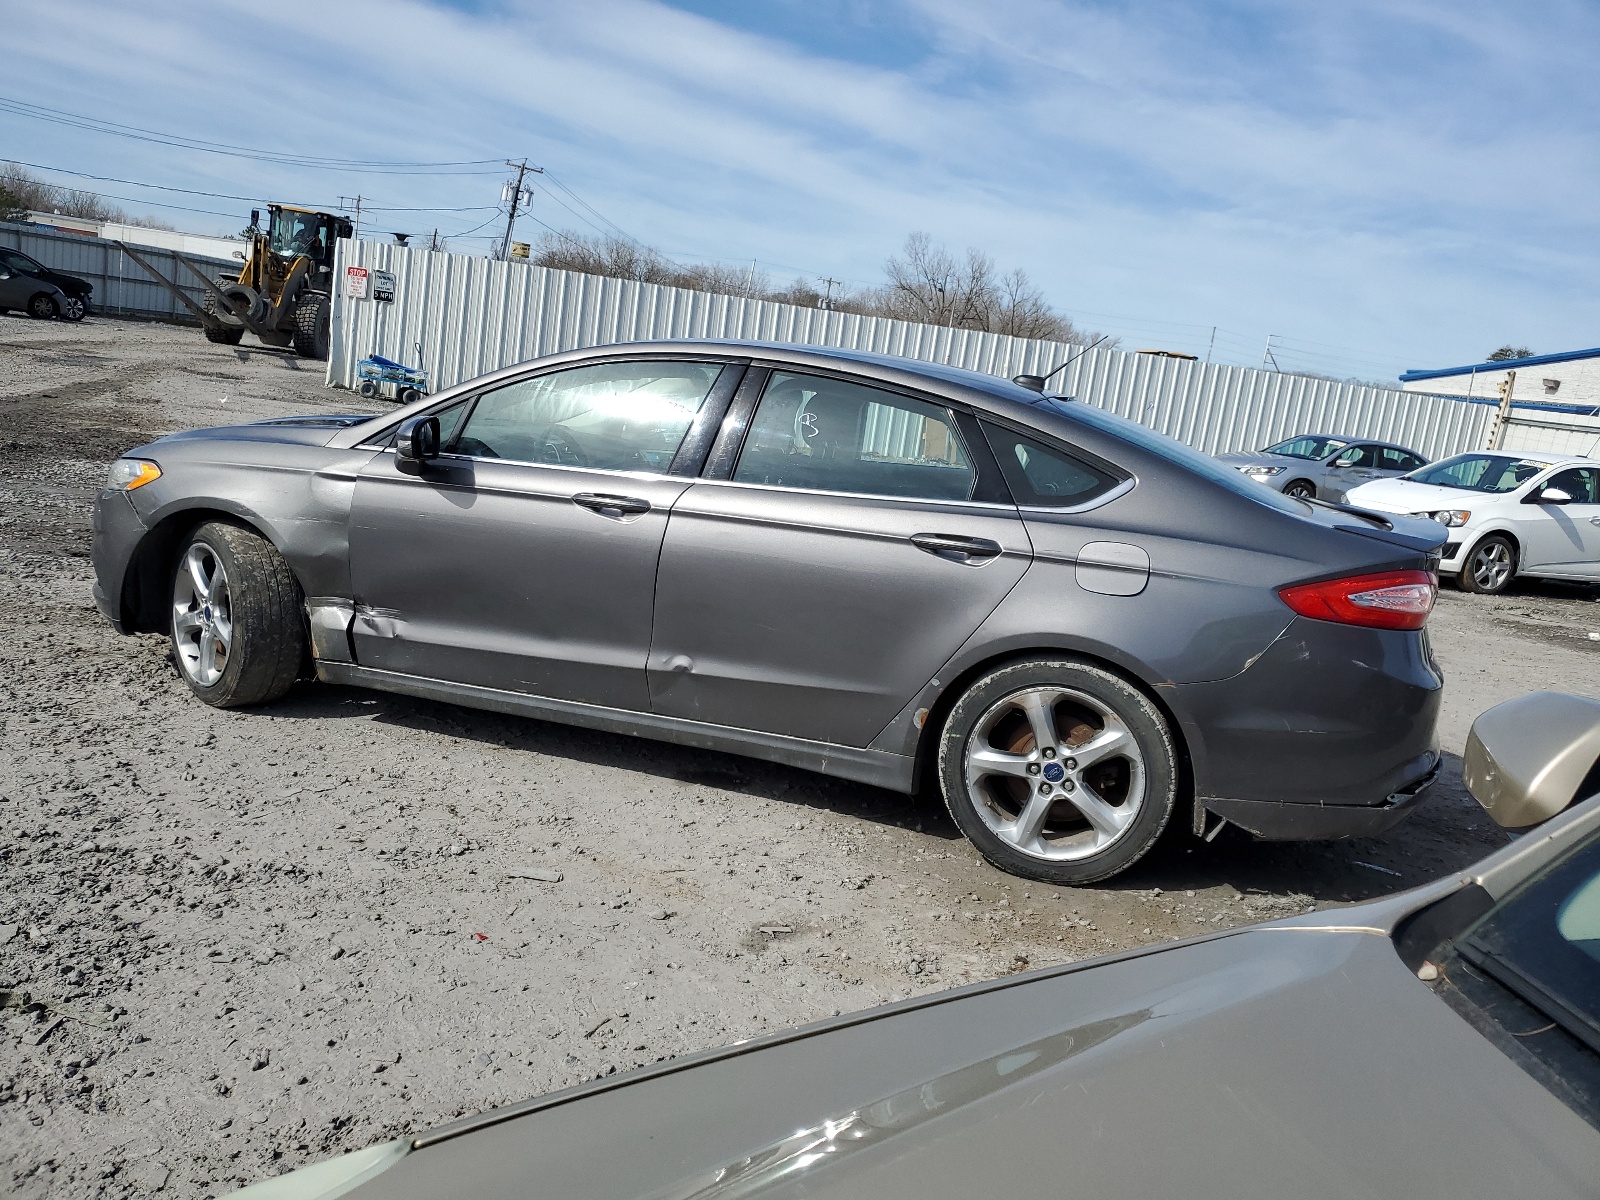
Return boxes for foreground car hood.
[1346,477,1490,515]
[348,927,1595,1200]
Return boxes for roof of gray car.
[594,338,1055,409]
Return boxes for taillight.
[1278,570,1437,631]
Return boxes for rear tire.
[1458,534,1517,595]
[291,292,330,359]
[937,658,1178,885]
[27,292,58,319]
[170,521,305,708]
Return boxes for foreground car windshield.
[1405,453,1547,493]
[1263,435,1348,460]
[1458,828,1600,1050]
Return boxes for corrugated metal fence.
[0,219,239,322]
[329,239,1495,459]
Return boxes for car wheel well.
[121,510,282,633]
[912,647,1195,824]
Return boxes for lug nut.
[1026,763,1041,775]
[1064,757,1077,770]
[1063,779,1076,792]
[1042,747,1056,759]
[1038,783,1052,795]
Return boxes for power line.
[7,160,502,218]
[0,96,506,175]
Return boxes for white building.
[22,211,246,262]
[1400,346,1600,408]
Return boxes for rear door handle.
[911,533,1003,561]
[572,492,651,517]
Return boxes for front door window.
[454,361,725,474]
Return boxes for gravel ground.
[3,317,1598,1198]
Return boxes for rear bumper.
[1169,616,1442,838]
[1204,757,1440,840]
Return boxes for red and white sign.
[343,265,370,299]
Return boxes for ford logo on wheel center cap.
[1042,761,1066,783]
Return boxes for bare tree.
[0,163,173,228]
[877,232,994,328]
[530,228,1107,347]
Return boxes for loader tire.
[291,292,331,360]
[203,289,246,343]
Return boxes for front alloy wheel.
[1460,534,1516,595]
[939,659,1177,884]
[60,294,86,321]
[172,543,233,687]
[169,521,307,707]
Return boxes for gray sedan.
[92,342,1447,885]
[0,258,69,320]
[1219,433,1429,501]
[228,691,1600,1199]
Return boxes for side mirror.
[394,415,441,466]
[1463,691,1600,829]
[1535,486,1573,505]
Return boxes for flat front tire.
[170,522,306,707]
[937,658,1178,885]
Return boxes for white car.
[1347,451,1600,594]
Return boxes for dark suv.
[0,246,92,320]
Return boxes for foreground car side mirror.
[1532,486,1573,505]
[1463,691,1600,829]
[394,415,441,466]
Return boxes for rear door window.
[981,422,1122,507]
[732,371,974,501]
[453,360,724,474]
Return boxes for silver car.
[92,342,1447,885]
[1219,433,1430,502]
[229,690,1600,1199]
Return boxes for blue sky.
[6,0,1598,379]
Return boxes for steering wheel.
[534,425,588,467]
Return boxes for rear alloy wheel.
[938,659,1177,884]
[1284,479,1316,500]
[59,294,86,321]
[1459,534,1517,595]
[27,292,58,319]
[170,522,306,707]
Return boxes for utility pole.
[1261,334,1280,372]
[818,276,841,310]
[339,195,365,240]
[1204,326,1216,364]
[1490,370,1517,450]
[498,159,543,261]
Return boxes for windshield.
[1060,401,1306,515]
[1262,435,1348,460]
[1459,828,1600,1052]
[270,210,328,260]
[1406,453,1549,494]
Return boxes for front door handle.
[911,533,1003,561]
[572,492,652,517]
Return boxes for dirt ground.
[2,317,1598,1198]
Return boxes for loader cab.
[267,206,352,273]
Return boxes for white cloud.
[7,0,1598,375]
